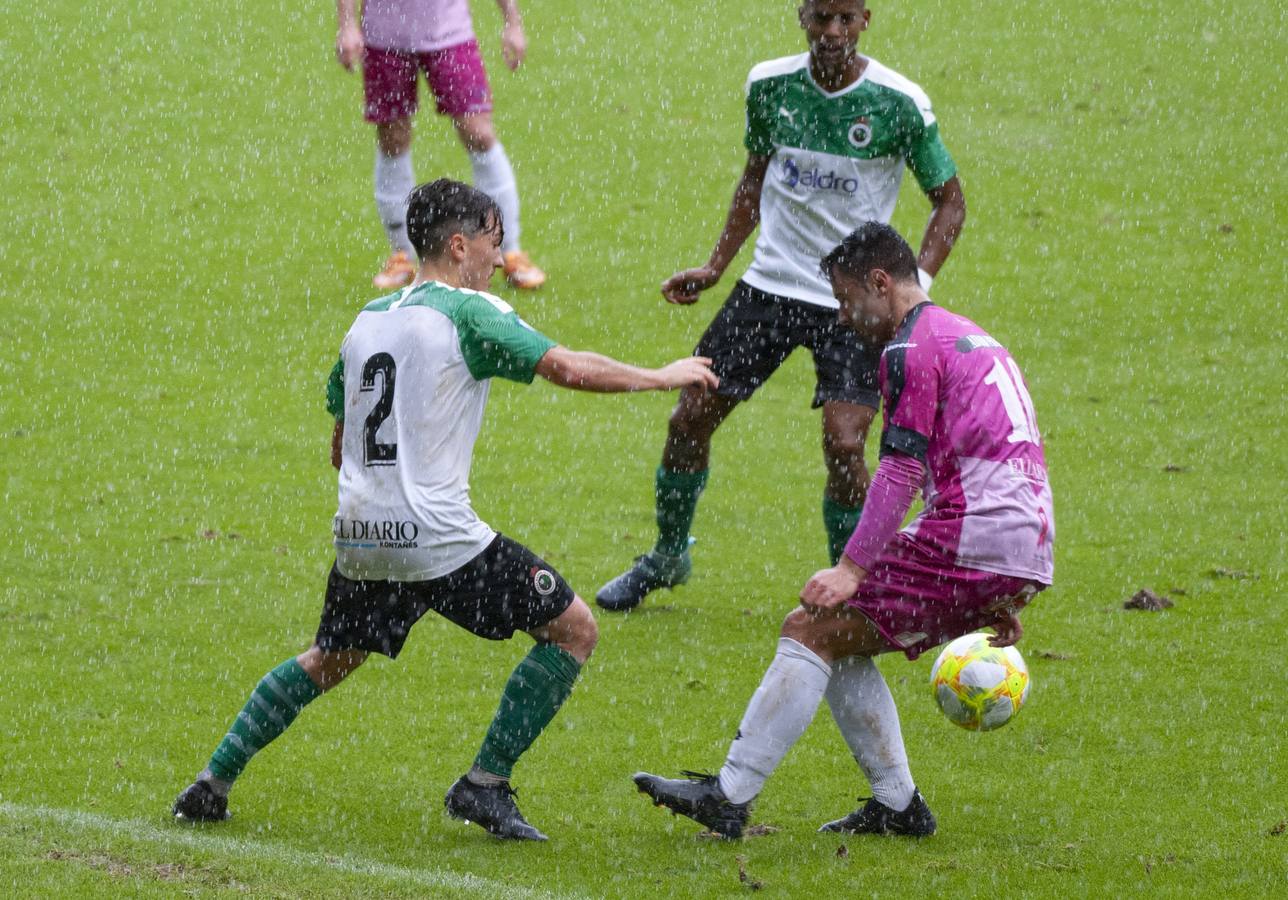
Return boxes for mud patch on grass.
[1124,589,1172,611]
[697,823,779,840]
[1207,567,1257,580]
[43,848,249,891]
[1141,853,1177,874]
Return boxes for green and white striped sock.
[205,658,322,787]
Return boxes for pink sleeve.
[843,452,924,571]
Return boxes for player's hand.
[661,267,721,305]
[987,610,1023,647]
[799,559,865,612]
[336,24,364,71]
[501,20,526,70]
[654,357,718,391]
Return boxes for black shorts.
[315,534,575,658]
[695,280,880,409]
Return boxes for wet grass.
[2,0,1285,896]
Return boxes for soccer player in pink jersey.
[336,0,546,290]
[634,222,1054,839]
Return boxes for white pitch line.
[0,802,582,900]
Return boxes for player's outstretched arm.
[916,175,966,282]
[534,346,719,393]
[661,154,770,304]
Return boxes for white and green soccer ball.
[929,633,1030,731]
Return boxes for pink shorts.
[362,40,492,122]
[846,535,1045,661]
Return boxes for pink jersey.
[362,0,475,53]
[875,303,1054,583]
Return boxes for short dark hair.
[820,221,919,284]
[406,178,503,261]
[802,0,867,9]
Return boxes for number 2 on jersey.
[360,353,397,465]
[984,357,1040,444]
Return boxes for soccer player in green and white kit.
[171,179,717,841]
[597,0,966,611]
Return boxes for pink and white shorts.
[362,40,492,122]
[846,535,1046,660]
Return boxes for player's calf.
[169,656,330,826]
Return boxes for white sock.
[824,655,915,811]
[717,638,831,804]
[466,764,509,787]
[197,768,231,798]
[374,147,415,255]
[468,143,520,252]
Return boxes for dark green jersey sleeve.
[325,357,345,420]
[456,294,557,384]
[905,119,957,193]
[744,78,777,156]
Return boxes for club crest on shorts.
[531,567,557,596]
[848,116,873,149]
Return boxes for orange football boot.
[373,251,415,290]
[502,250,547,290]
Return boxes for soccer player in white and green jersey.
[172,179,717,841]
[597,0,966,611]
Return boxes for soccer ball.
[929,633,1030,731]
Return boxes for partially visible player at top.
[634,222,1054,839]
[171,179,717,841]
[336,0,547,290]
[596,0,966,612]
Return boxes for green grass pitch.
[2,0,1285,895]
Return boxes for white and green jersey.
[742,53,957,308]
[325,281,556,581]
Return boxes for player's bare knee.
[822,403,875,460]
[559,622,597,665]
[667,404,702,440]
[780,608,847,660]
[376,118,413,156]
[666,403,716,455]
[779,607,814,644]
[572,614,599,662]
[296,645,367,692]
[548,596,598,663]
[454,115,497,153]
[580,598,601,646]
[822,429,866,464]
